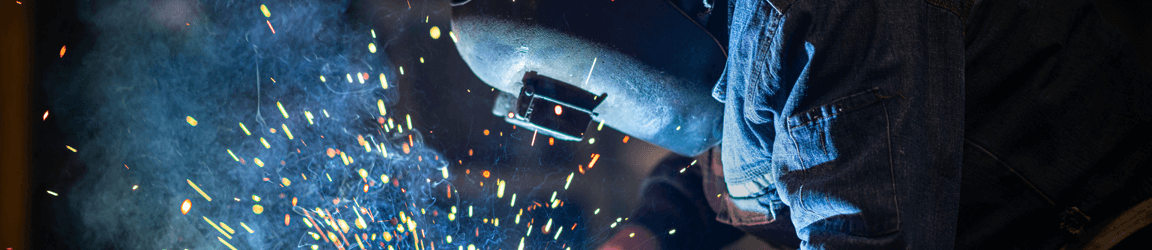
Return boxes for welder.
[449,0,1152,249]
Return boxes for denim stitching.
[965,138,1057,206]
[882,98,902,230]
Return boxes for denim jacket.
[705,0,1152,249]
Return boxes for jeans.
[714,0,967,248]
[710,0,1152,249]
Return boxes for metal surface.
[452,0,726,156]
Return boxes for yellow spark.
[419,57,425,63]
[379,73,388,89]
[47,190,58,196]
[371,29,377,38]
[496,180,505,198]
[446,236,453,243]
[545,218,553,234]
[597,120,605,131]
[550,191,557,203]
[564,172,573,190]
[469,205,473,217]
[218,237,237,250]
[320,75,326,82]
[252,195,261,202]
[338,219,350,233]
[239,122,251,136]
[65,145,76,152]
[406,114,413,130]
[357,72,365,84]
[430,26,441,39]
[340,151,349,165]
[358,168,368,179]
[510,193,516,207]
[368,43,377,53]
[322,109,329,117]
[131,185,138,190]
[594,208,600,214]
[669,229,677,235]
[227,149,239,161]
[305,111,314,125]
[220,222,236,234]
[277,101,289,118]
[346,74,353,83]
[260,4,271,18]
[281,177,291,186]
[204,216,231,239]
[515,209,521,224]
[589,138,596,144]
[282,124,293,140]
[42,110,49,121]
[355,233,365,250]
[355,216,366,229]
[441,167,449,179]
[254,157,264,167]
[187,179,212,201]
[554,226,563,240]
[186,116,198,126]
[378,99,387,116]
[399,66,404,75]
[449,31,458,43]
[241,222,255,233]
[517,237,525,250]
[260,137,271,148]
[252,204,264,214]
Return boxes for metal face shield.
[450,0,727,156]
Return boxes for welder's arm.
[596,156,745,250]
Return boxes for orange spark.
[59,45,66,58]
[42,110,48,121]
[327,148,336,158]
[623,136,630,143]
[482,170,490,178]
[181,199,192,214]
[285,214,291,226]
[549,137,555,146]
[588,154,600,169]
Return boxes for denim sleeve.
[717,0,967,249]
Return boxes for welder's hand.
[596,225,661,250]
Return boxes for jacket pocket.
[778,87,901,236]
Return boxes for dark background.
[3,0,1151,249]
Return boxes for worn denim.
[713,0,966,249]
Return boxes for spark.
[220,222,236,234]
[371,29,377,38]
[497,180,505,198]
[669,229,677,235]
[441,167,449,179]
[132,185,138,190]
[282,124,293,139]
[554,105,563,115]
[379,73,388,89]
[358,72,365,84]
[187,179,212,201]
[218,237,237,250]
[266,20,276,33]
[369,43,377,53]
[406,114,413,130]
[42,110,48,120]
[227,149,239,161]
[59,45,66,58]
[305,111,314,124]
[252,204,264,214]
[623,135,630,143]
[254,157,265,167]
[554,226,564,240]
[260,4,271,18]
[483,130,489,136]
[204,216,231,239]
[419,57,425,63]
[550,137,555,146]
[281,177,291,186]
[531,129,538,146]
[285,214,291,226]
[584,57,598,85]
[399,66,405,75]
[239,122,251,135]
[449,31,458,43]
[241,222,255,233]
[594,208,600,214]
[260,137,271,148]
[46,190,58,196]
[430,26,441,39]
[277,101,289,118]
[65,145,76,152]
[564,172,573,190]
[588,153,600,169]
[482,170,490,178]
[589,138,596,144]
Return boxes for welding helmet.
[450,0,727,156]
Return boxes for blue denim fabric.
[714,0,967,249]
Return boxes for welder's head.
[450,0,727,156]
